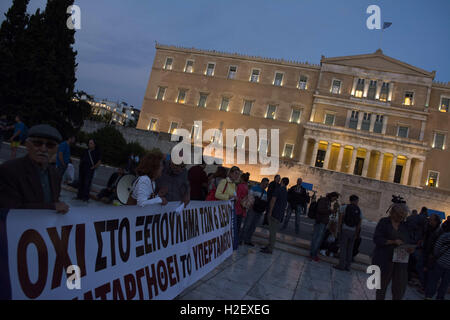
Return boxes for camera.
[391,195,406,204]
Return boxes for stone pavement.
[176,246,436,300]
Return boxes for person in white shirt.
[127,152,168,207]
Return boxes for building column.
[402,158,412,185]
[413,159,425,187]
[382,115,388,134]
[335,145,345,172]
[363,81,370,98]
[349,146,358,174]
[299,138,309,164]
[309,104,317,122]
[388,154,398,182]
[388,82,394,102]
[310,140,319,166]
[357,112,364,130]
[323,142,332,169]
[419,121,426,141]
[375,81,382,100]
[362,149,371,177]
[375,152,384,180]
[345,110,352,128]
[351,78,358,96]
[369,114,376,132]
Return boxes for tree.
[0,0,30,118]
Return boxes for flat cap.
[28,124,62,143]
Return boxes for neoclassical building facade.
[137,44,450,193]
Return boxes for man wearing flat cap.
[0,124,69,213]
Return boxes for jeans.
[338,228,356,269]
[310,222,327,258]
[281,204,304,233]
[241,208,263,243]
[267,216,281,252]
[236,214,244,243]
[77,167,95,200]
[425,262,450,300]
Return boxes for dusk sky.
[1,0,449,109]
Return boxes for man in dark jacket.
[188,162,208,200]
[262,175,280,226]
[281,178,310,234]
[260,177,289,254]
[310,192,340,261]
[0,125,69,213]
[156,156,190,206]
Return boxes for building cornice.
[155,42,321,70]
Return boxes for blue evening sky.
[1,0,449,109]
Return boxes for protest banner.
[0,200,233,300]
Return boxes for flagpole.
[380,26,384,50]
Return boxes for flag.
[383,22,392,29]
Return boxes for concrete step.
[250,226,371,272]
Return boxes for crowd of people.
[0,122,449,300]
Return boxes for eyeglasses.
[29,139,58,149]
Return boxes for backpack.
[307,197,321,219]
[343,204,361,228]
[253,190,267,213]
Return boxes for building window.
[374,115,384,133]
[228,66,237,79]
[433,132,446,150]
[274,72,283,86]
[198,93,208,108]
[220,97,229,111]
[298,75,308,90]
[169,122,178,135]
[355,79,364,98]
[397,126,409,138]
[164,57,173,70]
[331,80,341,94]
[403,91,414,106]
[379,82,389,101]
[242,100,253,115]
[266,105,277,119]
[283,144,294,158]
[367,80,377,100]
[324,113,335,126]
[427,171,439,187]
[177,89,187,104]
[361,113,371,131]
[148,118,158,131]
[349,111,359,129]
[440,97,449,112]
[250,69,260,83]
[191,124,200,140]
[206,63,215,76]
[156,87,166,100]
[185,60,194,73]
[290,109,301,124]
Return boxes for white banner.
[1,201,233,300]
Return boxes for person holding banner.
[0,124,69,213]
[127,152,168,207]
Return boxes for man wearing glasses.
[0,124,69,214]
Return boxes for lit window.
[433,133,445,150]
[266,105,277,119]
[164,57,173,70]
[349,111,359,129]
[185,60,194,73]
[331,80,341,94]
[250,69,260,83]
[177,89,187,104]
[379,82,389,101]
[298,75,308,90]
[206,63,215,76]
[148,118,158,131]
[156,87,166,100]
[324,114,335,125]
[397,126,409,138]
[169,122,178,135]
[355,79,364,98]
[440,97,449,112]
[228,66,237,79]
[404,91,414,106]
[242,100,253,115]
[274,72,283,86]
[427,171,439,187]
[283,144,294,158]
[220,97,229,111]
[290,109,301,124]
[198,93,208,108]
